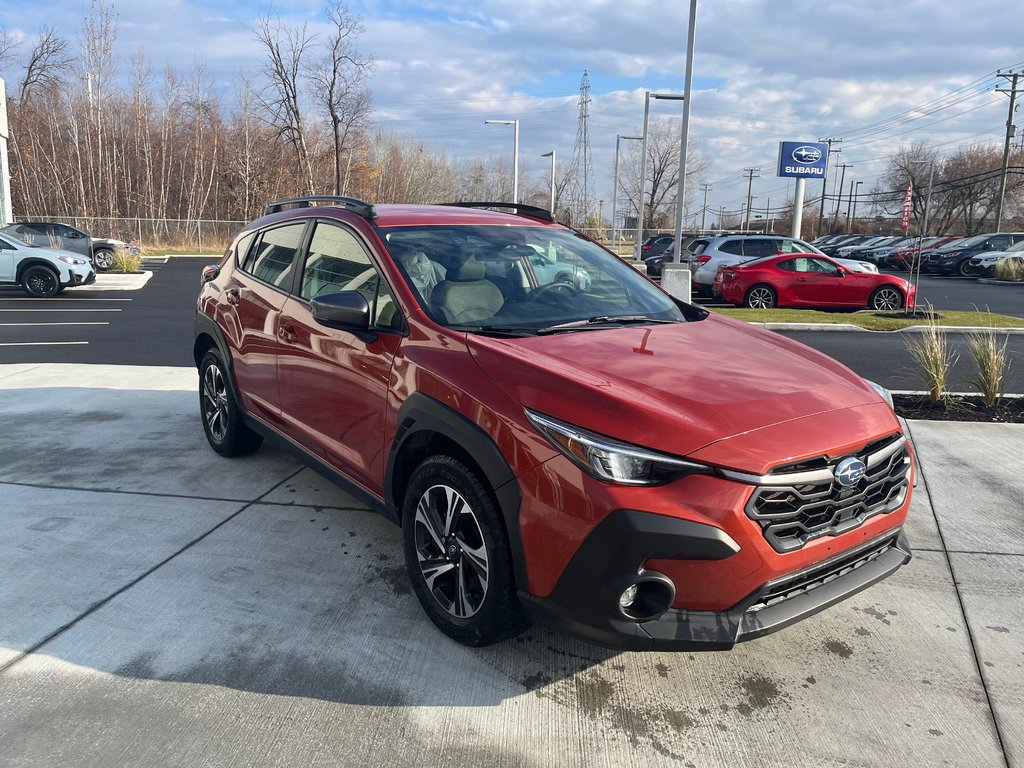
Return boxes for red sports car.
[717,253,916,310]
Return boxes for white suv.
[0,233,96,297]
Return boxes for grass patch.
[711,307,1024,331]
[138,244,225,257]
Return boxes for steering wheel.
[530,280,579,302]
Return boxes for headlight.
[57,255,87,265]
[526,410,715,485]
[866,379,894,409]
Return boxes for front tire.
[93,248,115,271]
[744,284,777,309]
[958,259,974,277]
[22,265,60,298]
[402,456,529,646]
[869,286,904,311]
[198,348,263,457]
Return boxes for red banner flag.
[900,182,913,231]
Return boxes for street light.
[636,91,685,260]
[484,119,519,203]
[908,159,936,311]
[671,0,699,268]
[541,150,556,213]
[612,135,641,247]
[848,181,863,233]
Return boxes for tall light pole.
[484,119,519,203]
[909,159,936,312]
[636,91,686,260]
[699,183,712,231]
[849,181,863,233]
[612,134,641,248]
[671,0,699,266]
[541,150,556,213]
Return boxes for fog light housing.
[619,584,639,609]
[615,572,676,622]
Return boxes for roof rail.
[264,196,376,220]
[441,201,554,222]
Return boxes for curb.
[75,271,154,292]
[891,390,1024,399]
[756,322,1024,335]
[977,279,1024,286]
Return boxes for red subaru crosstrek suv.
[194,197,913,650]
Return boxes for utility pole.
[995,70,1022,233]
[743,168,760,230]
[845,179,856,232]
[849,181,863,233]
[832,163,852,230]
[815,137,842,237]
[699,183,712,230]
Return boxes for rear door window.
[242,222,307,290]
[719,239,745,255]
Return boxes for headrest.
[453,255,486,281]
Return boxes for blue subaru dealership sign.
[777,141,828,178]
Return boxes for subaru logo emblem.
[834,457,866,487]
[791,145,822,164]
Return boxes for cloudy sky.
[2,0,1022,222]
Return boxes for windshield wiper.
[448,324,538,337]
[536,315,679,334]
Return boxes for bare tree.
[619,118,708,230]
[307,0,372,196]
[0,26,20,73]
[254,13,316,193]
[19,27,73,101]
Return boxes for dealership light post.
[670,0,699,266]
[541,150,556,213]
[908,159,936,312]
[611,135,641,248]
[848,181,863,233]
[637,91,686,259]
[484,119,519,203]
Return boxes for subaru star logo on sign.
[777,140,829,178]
[834,457,867,487]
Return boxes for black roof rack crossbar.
[441,201,554,222]
[265,196,376,220]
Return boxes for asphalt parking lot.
[1,259,1022,767]
[0,363,1021,768]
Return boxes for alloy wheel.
[747,286,775,309]
[26,269,57,297]
[413,484,489,619]
[872,287,902,311]
[202,362,230,443]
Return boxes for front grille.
[747,534,899,613]
[744,434,910,553]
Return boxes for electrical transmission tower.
[565,71,594,227]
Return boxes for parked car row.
[0,221,137,271]
[0,231,96,296]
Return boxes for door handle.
[225,288,241,305]
[279,323,297,344]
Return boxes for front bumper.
[521,508,911,651]
[63,266,97,287]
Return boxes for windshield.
[380,225,702,334]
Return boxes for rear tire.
[198,348,263,457]
[744,284,777,309]
[21,265,60,298]
[93,248,115,271]
[402,456,529,646]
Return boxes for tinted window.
[719,239,745,255]
[301,221,402,331]
[245,222,306,289]
[234,232,256,266]
[743,239,778,258]
[776,259,797,272]
[986,235,1011,250]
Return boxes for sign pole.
[791,177,805,239]
[0,79,12,226]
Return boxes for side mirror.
[311,290,375,340]
[201,264,221,284]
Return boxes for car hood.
[467,314,892,470]
[16,244,76,262]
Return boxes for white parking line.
[0,309,121,312]
[0,341,90,347]
[0,298,133,302]
[0,322,109,326]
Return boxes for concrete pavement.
[0,364,1020,767]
